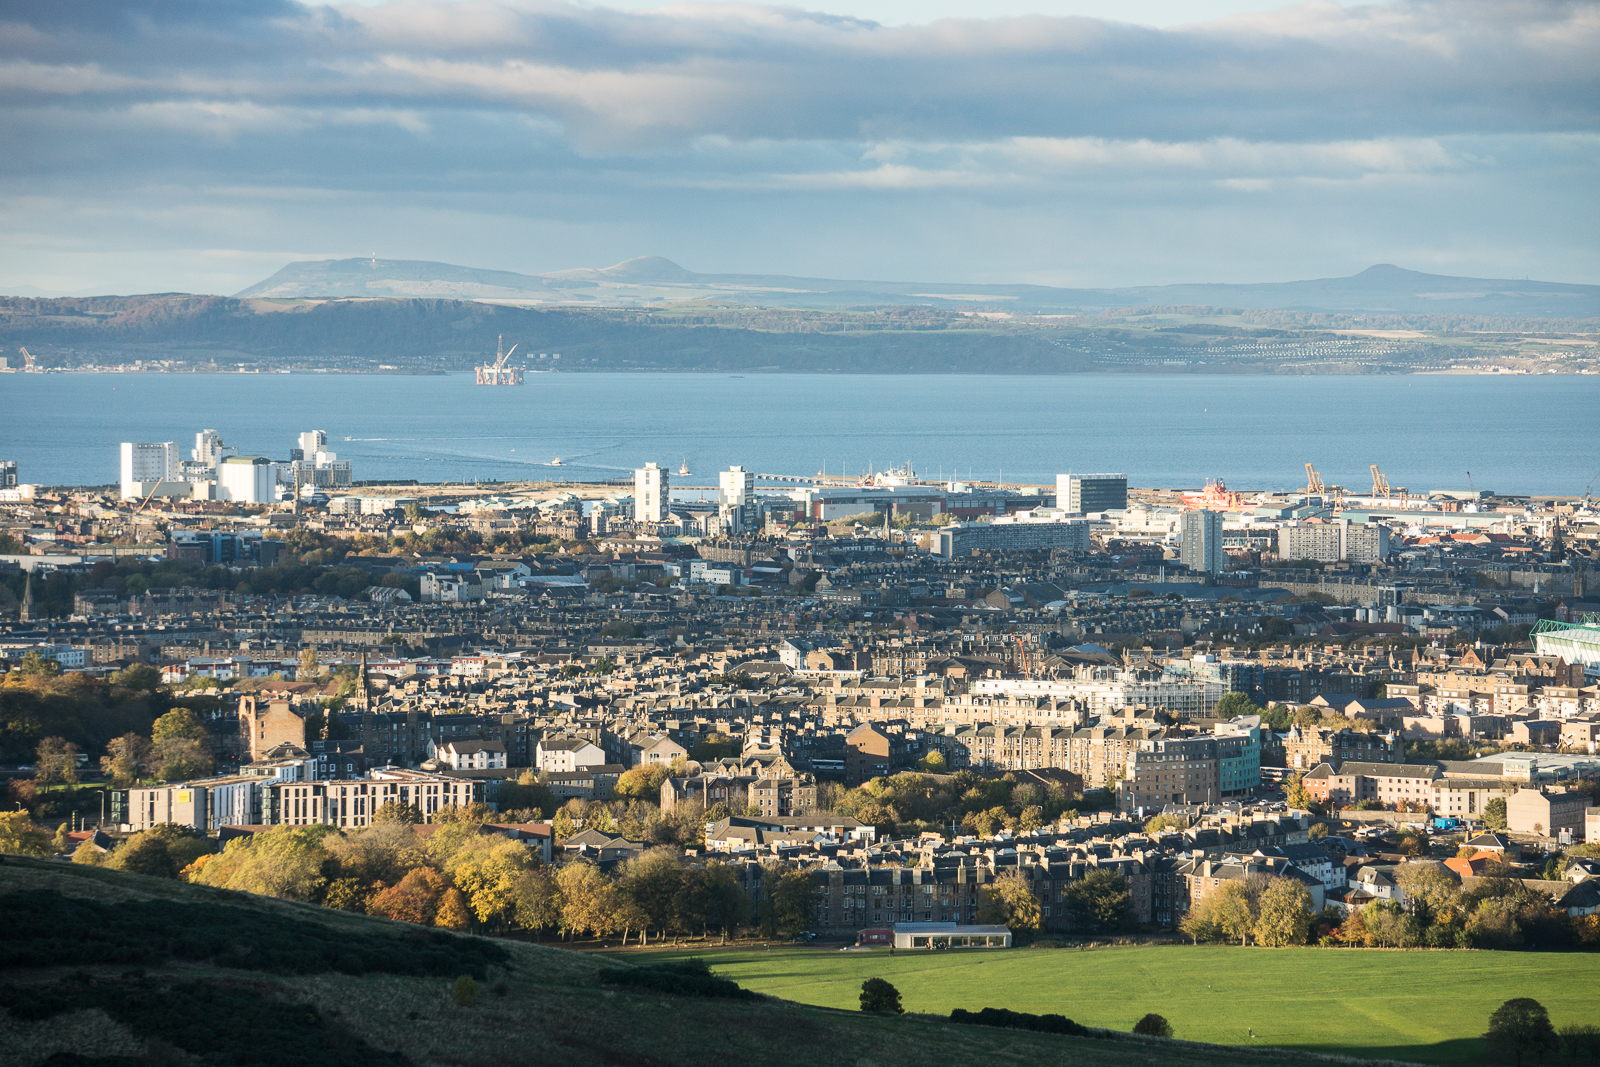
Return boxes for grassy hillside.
[2,857,1425,1067]
[631,944,1600,1065]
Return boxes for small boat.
[551,457,563,466]
[679,458,691,476]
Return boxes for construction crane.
[1013,634,1032,680]
[131,479,169,518]
[1304,462,1325,497]
[18,347,36,372]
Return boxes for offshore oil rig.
[475,335,524,385]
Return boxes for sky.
[1,0,1596,296]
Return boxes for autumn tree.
[0,811,50,856]
[100,732,152,787]
[1253,877,1313,947]
[34,736,82,786]
[512,866,563,941]
[370,867,453,925]
[556,861,620,940]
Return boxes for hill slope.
[234,257,1600,316]
[1,858,1411,1067]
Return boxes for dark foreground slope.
[0,858,1418,1067]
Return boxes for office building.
[0,460,15,489]
[119,441,181,500]
[1057,473,1128,515]
[167,530,283,567]
[1279,519,1392,563]
[634,462,669,523]
[1180,509,1224,574]
[218,456,276,504]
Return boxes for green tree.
[151,707,207,745]
[1559,1024,1600,1064]
[1253,877,1313,947]
[859,977,904,1015]
[701,860,750,944]
[0,811,50,856]
[1143,813,1184,834]
[1065,869,1131,933]
[106,832,178,878]
[978,869,1043,934]
[761,865,821,938]
[451,975,479,1007]
[16,651,60,678]
[618,848,687,941]
[1485,998,1558,1067]
[1132,1013,1173,1038]
[109,664,163,692]
[372,800,423,825]
[1484,797,1508,832]
[1214,692,1262,720]
[71,836,106,865]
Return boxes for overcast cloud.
[1,0,1595,294]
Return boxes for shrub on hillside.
[597,958,754,1000]
[1132,1013,1173,1038]
[950,1007,1090,1037]
[859,977,903,1015]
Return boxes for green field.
[625,944,1600,1064]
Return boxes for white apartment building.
[119,441,181,500]
[634,462,669,523]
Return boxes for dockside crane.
[1369,465,1407,505]
[1582,470,1600,510]
[18,347,36,371]
[1304,462,1325,497]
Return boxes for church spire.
[18,570,33,623]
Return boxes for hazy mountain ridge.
[231,257,1600,317]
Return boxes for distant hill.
[235,257,1600,317]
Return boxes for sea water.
[1,372,1595,495]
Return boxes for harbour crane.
[1370,464,1389,500]
[1304,462,1325,497]
[1582,470,1600,509]
[1466,471,1477,496]
[18,347,36,372]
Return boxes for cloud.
[0,0,1595,292]
[1,0,1594,148]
